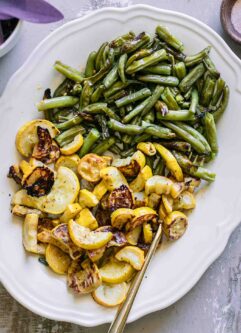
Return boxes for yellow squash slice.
[137,142,156,156]
[143,222,153,244]
[163,211,188,240]
[173,191,196,210]
[12,166,80,214]
[111,208,134,229]
[127,207,157,230]
[51,223,82,260]
[100,166,128,191]
[126,226,142,245]
[55,154,80,175]
[112,150,146,179]
[148,193,161,209]
[145,175,173,196]
[16,119,59,157]
[154,143,183,181]
[46,244,71,275]
[12,204,43,217]
[60,134,83,155]
[92,282,127,307]
[87,246,106,262]
[60,203,82,223]
[133,192,148,208]
[159,202,168,220]
[79,189,99,208]
[68,259,102,294]
[92,179,108,200]
[23,213,45,254]
[78,153,108,182]
[99,259,135,284]
[68,220,112,250]
[170,181,185,199]
[162,195,174,214]
[130,165,153,192]
[115,246,145,270]
[75,208,98,230]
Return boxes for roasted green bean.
[213,85,229,122]
[137,74,179,86]
[140,85,165,117]
[115,88,151,108]
[37,96,79,111]
[200,75,215,106]
[126,49,167,74]
[173,151,216,181]
[210,78,225,107]
[92,137,116,155]
[55,115,83,130]
[189,89,199,114]
[55,125,86,147]
[175,122,211,153]
[203,112,218,154]
[161,121,207,153]
[133,133,151,144]
[82,103,120,120]
[120,147,136,158]
[126,49,152,67]
[95,114,110,139]
[110,31,135,48]
[85,51,97,77]
[142,64,172,76]
[118,54,127,83]
[174,62,186,80]
[143,110,155,123]
[79,128,100,157]
[153,157,165,175]
[203,56,220,78]
[104,80,132,99]
[121,32,151,54]
[91,84,105,103]
[122,96,152,123]
[103,63,119,89]
[156,110,195,121]
[54,61,84,83]
[156,25,184,51]
[53,79,74,98]
[95,42,108,71]
[108,119,148,135]
[161,141,192,153]
[161,87,180,110]
[142,121,176,139]
[179,63,205,93]
[79,81,93,110]
[184,46,210,67]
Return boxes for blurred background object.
[221,0,241,43]
[0,0,63,57]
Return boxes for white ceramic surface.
[0,20,22,58]
[0,5,241,327]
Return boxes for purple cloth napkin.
[0,0,64,23]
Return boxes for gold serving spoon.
[108,223,162,333]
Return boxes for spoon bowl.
[221,0,241,43]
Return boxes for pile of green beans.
[37,25,229,182]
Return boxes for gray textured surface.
[0,1,241,332]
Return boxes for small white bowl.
[0,20,22,58]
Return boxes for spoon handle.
[108,224,162,333]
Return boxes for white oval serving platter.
[0,4,241,327]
